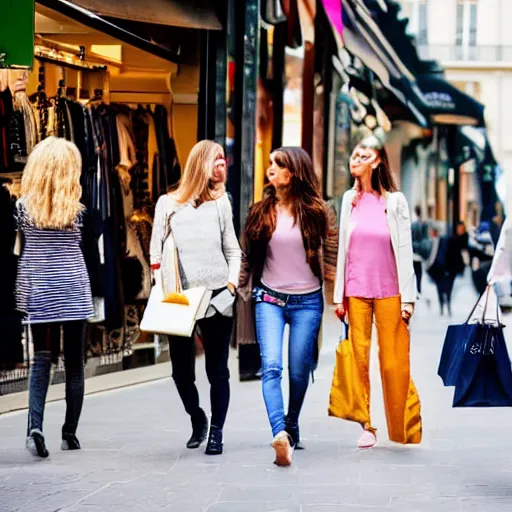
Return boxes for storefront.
[0,0,227,389]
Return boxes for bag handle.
[162,209,183,295]
[465,285,500,325]
[341,320,349,340]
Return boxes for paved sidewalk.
[2,275,512,512]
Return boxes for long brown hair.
[244,147,328,272]
[353,136,397,194]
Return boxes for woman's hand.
[227,282,237,295]
[401,303,414,326]
[335,304,346,321]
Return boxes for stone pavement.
[2,275,512,512]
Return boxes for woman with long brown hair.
[150,140,241,456]
[240,147,338,466]
[332,136,422,449]
[16,137,94,458]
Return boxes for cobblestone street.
[2,275,512,511]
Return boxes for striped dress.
[15,201,94,324]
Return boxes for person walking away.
[240,147,338,466]
[426,223,466,316]
[333,136,422,449]
[411,205,431,299]
[16,137,94,458]
[150,140,241,455]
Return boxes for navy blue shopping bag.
[438,293,486,387]
[453,323,512,407]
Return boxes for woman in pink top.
[239,147,338,466]
[331,136,422,449]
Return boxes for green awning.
[0,0,35,68]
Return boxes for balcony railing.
[417,44,512,63]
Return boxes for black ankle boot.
[187,409,208,449]
[205,426,223,455]
[61,433,81,451]
[285,424,304,450]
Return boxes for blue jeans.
[255,288,323,437]
[28,321,86,436]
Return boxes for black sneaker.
[61,433,81,451]
[205,426,223,455]
[26,429,49,459]
[186,409,208,449]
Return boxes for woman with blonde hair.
[150,140,241,455]
[332,136,421,449]
[16,136,94,458]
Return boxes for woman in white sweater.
[150,140,241,456]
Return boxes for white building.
[397,0,512,212]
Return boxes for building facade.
[398,0,512,211]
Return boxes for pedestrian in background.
[150,140,241,456]
[411,205,431,300]
[16,137,94,458]
[333,136,422,449]
[427,222,467,316]
[240,147,338,466]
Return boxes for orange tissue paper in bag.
[162,292,190,305]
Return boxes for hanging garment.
[0,88,14,172]
[13,91,37,155]
[91,104,126,337]
[0,180,23,369]
[131,107,152,209]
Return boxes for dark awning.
[341,0,429,127]
[52,0,222,30]
[417,76,485,127]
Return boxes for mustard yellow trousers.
[343,296,422,444]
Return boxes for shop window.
[456,0,478,60]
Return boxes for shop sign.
[0,0,35,69]
[424,92,456,111]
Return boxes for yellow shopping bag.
[328,322,367,425]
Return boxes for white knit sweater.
[150,194,241,291]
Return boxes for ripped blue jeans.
[254,288,323,437]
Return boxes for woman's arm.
[333,192,352,305]
[323,203,339,282]
[488,216,512,284]
[149,195,169,268]
[220,197,242,289]
[396,193,416,309]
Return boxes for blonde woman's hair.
[20,137,84,229]
[174,140,225,205]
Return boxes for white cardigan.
[488,216,512,284]
[333,189,417,305]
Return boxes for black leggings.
[28,321,86,436]
[166,314,232,429]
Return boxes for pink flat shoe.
[358,430,377,449]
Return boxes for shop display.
[0,62,181,363]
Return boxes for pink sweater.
[261,209,321,294]
[345,193,399,299]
